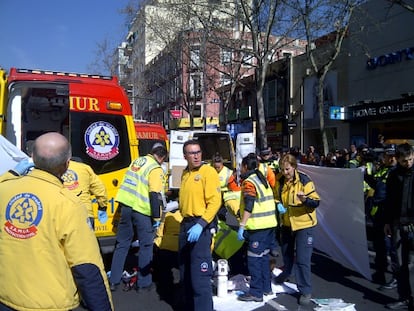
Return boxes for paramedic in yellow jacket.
[0,132,113,311]
[237,153,277,303]
[109,143,167,292]
[274,153,320,306]
[62,158,108,229]
[153,203,183,306]
[179,139,221,311]
[212,153,241,218]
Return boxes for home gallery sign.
[366,47,414,70]
[347,100,414,120]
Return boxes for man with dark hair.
[384,143,414,310]
[0,132,113,311]
[109,142,168,293]
[178,139,221,311]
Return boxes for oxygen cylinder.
[217,259,229,297]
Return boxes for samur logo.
[131,157,147,172]
[84,121,120,161]
[62,169,79,190]
[4,193,43,239]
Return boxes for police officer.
[365,144,398,288]
[0,132,113,311]
[237,153,277,302]
[178,139,221,311]
[109,143,168,292]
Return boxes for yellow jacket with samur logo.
[0,168,113,311]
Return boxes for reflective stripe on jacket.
[213,220,244,259]
[116,155,160,216]
[240,174,277,230]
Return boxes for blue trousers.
[179,218,214,311]
[110,203,154,288]
[245,228,274,298]
[280,226,314,295]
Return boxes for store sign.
[366,47,414,70]
[170,110,181,118]
[348,101,414,120]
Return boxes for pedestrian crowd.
[0,132,413,311]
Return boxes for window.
[221,49,232,65]
[242,52,254,67]
[193,104,202,117]
[190,48,200,69]
[190,73,202,98]
[220,73,231,86]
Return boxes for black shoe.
[238,293,263,302]
[110,283,118,292]
[380,278,398,290]
[386,300,411,309]
[275,273,289,284]
[299,294,312,306]
[264,291,274,296]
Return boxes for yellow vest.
[213,220,244,259]
[116,155,160,216]
[240,174,277,230]
[218,166,233,192]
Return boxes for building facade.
[291,0,414,153]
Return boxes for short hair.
[396,143,414,159]
[151,143,167,158]
[183,139,201,154]
[212,152,223,163]
[241,153,258,170]
[280,153,298,169]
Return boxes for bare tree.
[87,38,117,75]
[139,0,303,148]
[287,0,363,155]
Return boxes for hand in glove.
[98,210,108,224]
[237,227,245,241]
[12,158,34,175]
[277,202,287,214]
[187,223,203,242]
[152,220,161,229]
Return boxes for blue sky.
[0,0,131,74]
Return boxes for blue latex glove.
[98,210,108,224]
[152,220,161,229]
[277,202,287,214]
[187,223,203,242]
[12,158,34,175]
[237,227,245,241]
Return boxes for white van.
[168,130,236,190]
[235,133,256,181]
